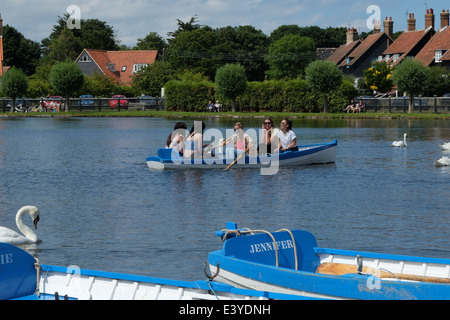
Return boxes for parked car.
[79,95,94,107]
[109,95,129,108]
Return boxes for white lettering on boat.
[249,240,294,254]
[0,253,13,265]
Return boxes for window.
[121,66,127,72]
[132,64,149,73]
[393,54,400,63]
[79,55,91,62]
[435,50,445,63]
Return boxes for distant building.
[75,49,158,86]
[328,20,393,77]
[415,9,450,70]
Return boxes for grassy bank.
[1,110,450,120]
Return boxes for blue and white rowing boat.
[146,140,337,170]
[0,242,310,300]
[208,222,450,300]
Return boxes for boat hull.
[208,225,450,300]
[146,140,337,170]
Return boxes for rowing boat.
[0,242,309,300]
[146,140,337,170]
[207,222,450,300]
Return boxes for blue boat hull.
[208,223,450,300]
[146,140,337,170]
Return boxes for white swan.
[440,142,450,150]
[434,156,450,167]
[0,206,40,244]
[392,133,407,147]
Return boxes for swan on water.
[434,156,450,167]
[0,206,40,244]
[440,142,450,150]
[392,133,407,147]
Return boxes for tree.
[49,62,84,111]
[305,60,343,113]
[266,35,316,79]
[0,67,28,109]
[363,61,394,94]
[391,58,428,113]
[135,32,168,54]
[215,64,248,112]
[3,25,41,76]
[131,61,175,96]
[167,15,202,39]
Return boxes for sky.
[1,0,449,47]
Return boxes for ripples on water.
[0,117,449,281]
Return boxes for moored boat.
[146,140,337,170]
[207,222,450,300]
[0,242,309,300]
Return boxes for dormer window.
[435,50,446,63]
[121,66,127,72]
[393,54,400,63]
[133,64,149,73]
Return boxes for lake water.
[0,116,449,282]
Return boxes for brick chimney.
[373,20,381,34]
[346,27,359,44]
[407,13,416,31]
[384,17,394,38]
[441,9,449,30]
[425,8,435,30]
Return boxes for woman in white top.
[276,119,298,152]
[183,121,206,158]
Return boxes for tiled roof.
[327,40,361,65]
[415,27,450,66]
[341,32,392,67]
[77,49,158,85]
[440,49,450,61]
[383,27,435,66]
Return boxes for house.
[328,19,393,77]
[327,28,361,66]
[75,49,158,86]
[380,12,435,67]
[415,9,450,70]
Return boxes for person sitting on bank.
[353,100,365,113]
[275,119,298,153]
[344,100,355,113]
[214,100,221,112]
[206,100,214,112]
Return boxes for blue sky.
[1,0,449,47]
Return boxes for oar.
[316,263,450,284]
[225,144,252,171]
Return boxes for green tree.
[215,64,247,112]
[131,61,175,96]
[3,25,41,76]
[49,62,84,111]
[266,35,316,79]
[305,60,343,113]
[422,66,450,97]
[135,32,168,54]
[391,58,428,113]
[0,67,28,109]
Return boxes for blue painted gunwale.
[208,226,450,300]
[146,140,337,166]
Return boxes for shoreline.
[1,110,450,120]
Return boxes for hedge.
[165,78,357,113]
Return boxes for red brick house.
[381,13,435,67]
[328,20,393,77]
[415,9,450,69]
[75,49,158,86]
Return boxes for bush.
[165,80,215,111]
